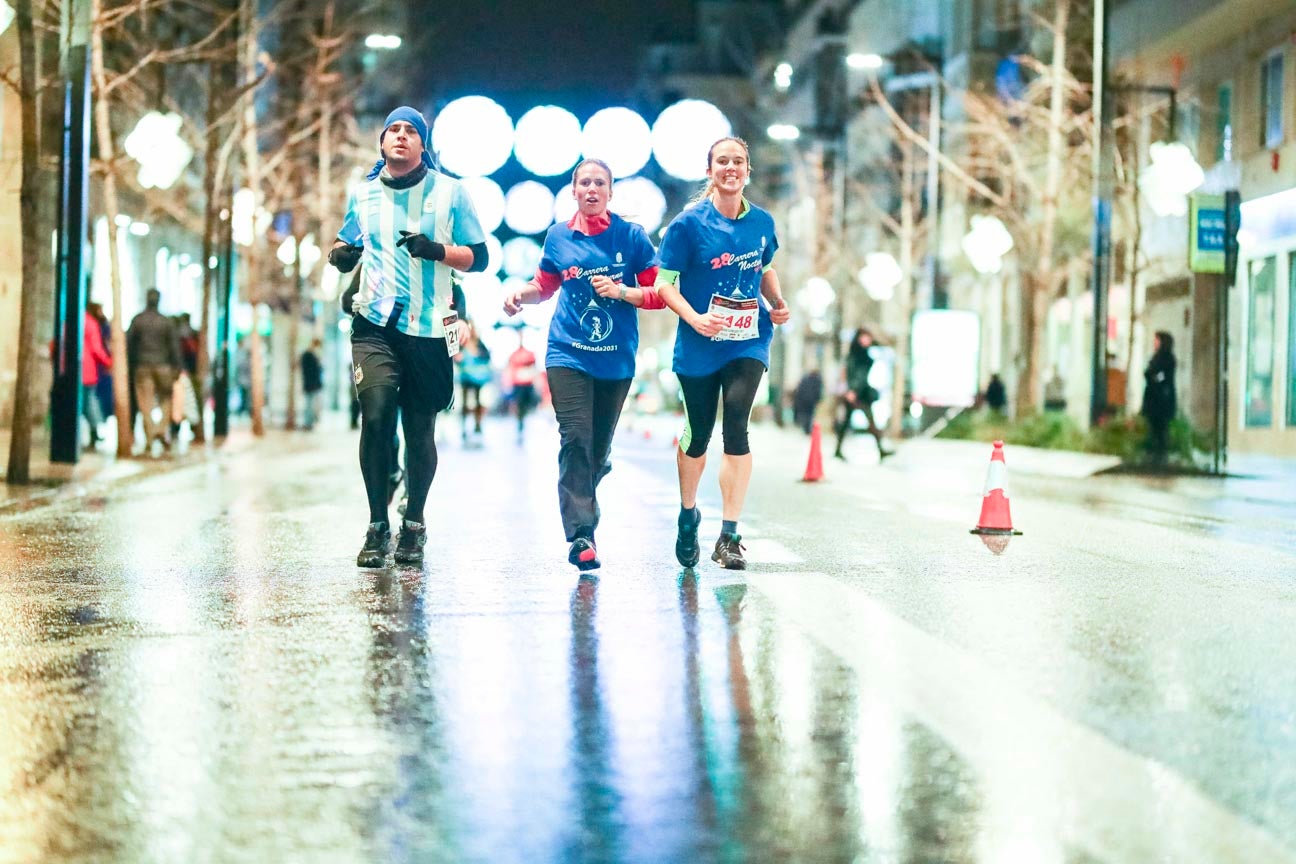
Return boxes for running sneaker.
[675,507,702,568]
[711,533,747,570]
[357,522,392,568]
[568,537,600,572]
[394,520,426,565]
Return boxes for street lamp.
[961,215,1014,275]
[364,34,401,50]
[857,253,902,301]
[1141,141,1205,217]
[846,52,884,70]
[123,111,194,190]
[774,62,793,90]
[0,2,13,36]
[767,123,800,142]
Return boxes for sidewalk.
[0,421,257,513]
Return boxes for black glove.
[328,243,363,273]
[396,231,445,261]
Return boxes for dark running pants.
[547,366,633,542]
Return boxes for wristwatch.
[618,285,628,301]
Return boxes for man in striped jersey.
[329,106,488,568]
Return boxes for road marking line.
[747,571,1296,864]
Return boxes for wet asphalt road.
[1,414,1294,863]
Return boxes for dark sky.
[412,0,696,111]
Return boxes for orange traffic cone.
[971,440,1022,536]
[800,422,825,482]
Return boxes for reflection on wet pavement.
[0,420,1292,863]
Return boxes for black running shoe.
[675,507,702,568]
[711,533,747,570]
[568,537,600,571]
[394,520,426,565]
[357,522,392,568]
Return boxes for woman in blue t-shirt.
[655,137,791,571]
[503,158,664,571]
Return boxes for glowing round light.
[505,181,555,235]
[798,276,837,316]
[514,106,582,177]
[460,272,504,327]
[610,177,668,234]
[961,215,1014,275]
[857,253,903,300]
[503,237,543,279]
[461,177,506,233]
[1142,141,1205,217]
[431,96,514,178]
[553,184,577,224]
[651,100,732,181]
[581,107,653,179]
[123,111,193,190]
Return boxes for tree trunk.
[285,234,301,430]
[890,138,916,438]
[239,0,265,435]
[1016,0,1071,417]
[6,0,42,484]
[194,88,221,446]
[90,0,134,457]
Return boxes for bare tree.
[5,0,45,483]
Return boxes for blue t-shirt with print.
[657,198,779,377]
[542,214,657,381]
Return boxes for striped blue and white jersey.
[337,171,485,338]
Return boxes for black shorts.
[677,357,766,457]
[350,314,455,412]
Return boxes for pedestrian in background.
[792,368,822,435]
[985,373,1007,415]
[329,105,486,568]
[505,329,539,441]
[834,328,892,461]
[127,288,181,453]
[301,338,324,431]
[655,136,791,571]
[456,329,492,443]
[1140,331,1177,466]
[81,305,113,450]
[503,157,664,571]
[87,302,114,422]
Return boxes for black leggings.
[358,386,438,525]
[677,358,766,458]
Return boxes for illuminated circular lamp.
[798,276,837,317]
[431,96,514,178]
[502,237,543,279]
[123,111,194,190]
[461,176,506,233]
[553,184,578,224]
[505,181,556,235]
[961,216,1014,275]
[1141,141,1205,218]
[514,106,582,177]
[610,177,668,234]
[581,107,653,178]
[651,100,732,181]
[857,253,902,301]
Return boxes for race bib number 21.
[708,294,759,342]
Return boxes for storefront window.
[1289,254,1296,427]
[1246,257,1276,427]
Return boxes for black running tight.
[358,386,438,525]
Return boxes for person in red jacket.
[82,307,113,450]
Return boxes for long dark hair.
[847,327,873,362]
[1154,330,1174,356]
